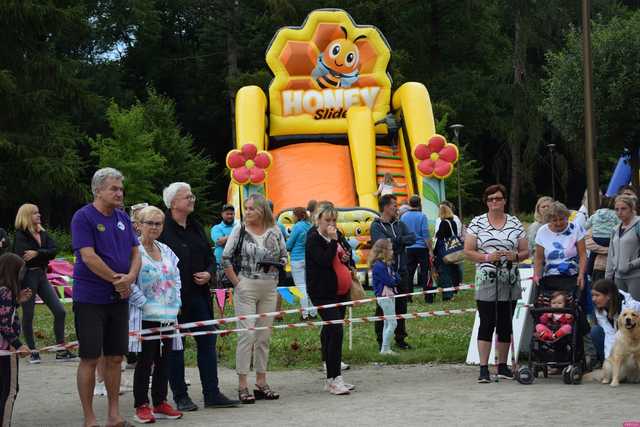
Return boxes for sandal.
[254,383,280,400]
[238,387,255,404]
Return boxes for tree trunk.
[227,2,239,148]
[509,1,526,213]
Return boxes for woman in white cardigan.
[128,206,183,423]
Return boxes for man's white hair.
[163,182,191,209]
[91,167,124,197]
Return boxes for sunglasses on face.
[487,197,504,203]
[142,221,163,228]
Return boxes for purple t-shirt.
[71,204,139,304]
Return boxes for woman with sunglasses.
[130,205,183,424]
[464,184,528,383]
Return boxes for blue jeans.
[590,324,605,362]
[378,298,397,352]
[290,260,316,317]
[169,296,219,402]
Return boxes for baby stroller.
[517,278,585,385]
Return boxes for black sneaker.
[204,392,240,408]
[29,351,41,364]
[477,365,491,383]
[55,349,79,362]
[497,363,514,380]
[175,396,198,412]
[395,340,412,350]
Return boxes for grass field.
[32,262,478,370]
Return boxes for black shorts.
[73,301,129,359]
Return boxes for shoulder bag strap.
[234,224,246,258]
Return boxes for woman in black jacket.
[434,203,462,301]
[14,204,75,363]
[305,202,355,396]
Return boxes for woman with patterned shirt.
[130,206,183,424]
[464,184,529,383]
[534,201,587,291]
[222,194,287,404]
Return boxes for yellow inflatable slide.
[225,9,439,268]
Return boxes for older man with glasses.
[158,182,239,412]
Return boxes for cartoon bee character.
[312,26,366,89]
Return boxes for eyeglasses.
[142,221,163,228]
[487,197,505,202]
[181,194,196,201]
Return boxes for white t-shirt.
[377,183,394,196]
[535,222,585,277]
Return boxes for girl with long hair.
[0,253,32,425]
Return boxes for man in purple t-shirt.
[71,167,140,427]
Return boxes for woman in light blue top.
[286,207,316,318]
[130,206,183,423]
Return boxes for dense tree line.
[1,0,639,229]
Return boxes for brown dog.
[602,309,640,387]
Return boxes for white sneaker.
[324,361,351,372]
[94,381,107,396]
[325,378,350,395]
[380,349,398,356]
[334,375,355,391]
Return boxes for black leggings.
[133,321,171,408]
[21,268,66,349]
[476,300,517,343]
[318,303,346,379]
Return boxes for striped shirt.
[467,213,526,301]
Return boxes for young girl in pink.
[535,291,573,341]
[0,253,32,425]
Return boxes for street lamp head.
[546,143,556,150]
[449,124,464,140]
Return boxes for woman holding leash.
[590,279,640,367]
[464,184,528,383]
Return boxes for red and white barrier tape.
[136,308,479,341]
[130,284,476,337]
[0,342,78,356]
[0,305,479,356]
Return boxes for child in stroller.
[535,291,573,342]
[517,282,585,385]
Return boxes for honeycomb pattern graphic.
[267,10,392,93]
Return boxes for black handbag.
[216,225,245,288]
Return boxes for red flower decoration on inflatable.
[413,134,459,179]
[226,143,273,185]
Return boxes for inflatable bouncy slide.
[225,9,458,268]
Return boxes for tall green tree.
[91,90,217,218]
[0,1,96,225]
[543,9,640,178]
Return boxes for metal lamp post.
[547,143,556,199]
[450,124,464,219]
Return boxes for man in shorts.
[71,167,141,427]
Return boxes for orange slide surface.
[266,143,357,214]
